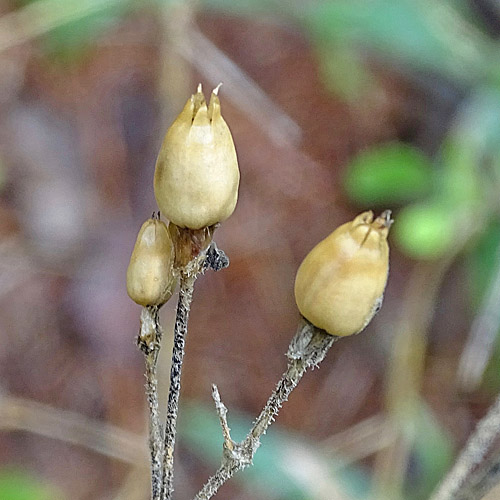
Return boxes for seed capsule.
[154,84,240,230]
[294,210,392,336]
[127,217,176,306]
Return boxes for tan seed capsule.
[127,217,176,307]
[294,210,392,336]
[154,83,240,230]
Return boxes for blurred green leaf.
[344,143,433,205]
[179,400,370,499]
[452,87,500,156]
[0,469,58,500]
[439,142,482,206]
[394,201,457,259]
[482,328,500,391]
[467,218,500,308]
[405,404,453,500]
[436,88,500,213]
[302,0,482,82]
[316,43,374,100]
[12,0,138,60]
[199,0,286,17]
[47,0,137,60]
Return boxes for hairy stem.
[138,306,163,500]
[430,392,500,500]
[161,269,197,500]
[194,320,338,500]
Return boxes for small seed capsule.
[154,84,240,230]
[127,218,176,306]
[294,210,392,336]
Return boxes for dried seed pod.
[127,217,176,306]
[294,210,392,336]
[154,84,240,230]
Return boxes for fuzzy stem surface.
[138,306,164,500]
[161,269,197,500]
[193,320,337,500]
[430,392,500,500]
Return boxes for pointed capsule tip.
[197,83,203,93]
[379,209,394,228]
[213,82,223,96]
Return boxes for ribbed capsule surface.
[154,84,240,230]
[127,218,176,306]
[294,211,392,336]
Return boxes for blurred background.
[1,0,500,499]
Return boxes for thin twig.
[212,385,233,451]
[454,451,500,500]
[161,268,196,500]
[193,320,338,500]
[162,243,229,500]
[138,306,164,500]
[0,393,147,463]
[430,392,500,500]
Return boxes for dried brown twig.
[161,242,229,500]
[138,306,164,500]
[193,319,338,500]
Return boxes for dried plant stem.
[193,320,338,500]
[430,392,500,500]
[161,269,197,500]
[454,451,500,500]
[138,306,164,500]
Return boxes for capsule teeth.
[372,210,393,235]
[353,210,374,227]
[363,211,374,224]
[192,84,207,118]
[379,210,394,228]
[208,89,221,121]
[213,82,223,95]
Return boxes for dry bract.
[294,210,392,336]
[127,218,176,306]
[154,84,240,230]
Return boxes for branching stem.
[193,320,338,500]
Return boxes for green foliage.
[343,84,500,260]
[344,143,433,206]
[467,218,500,308]
[315,43,373,100]
[197,0,284,17]
[304,1,451,69]
[393,202,457,260]
[405,404,454,500]
[301,0,495,96]
[0,469,58,500]
[473,221,500,391]
[44,7,125,60]
[12,0,141,61]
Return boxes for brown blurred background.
[1,1,500,499]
